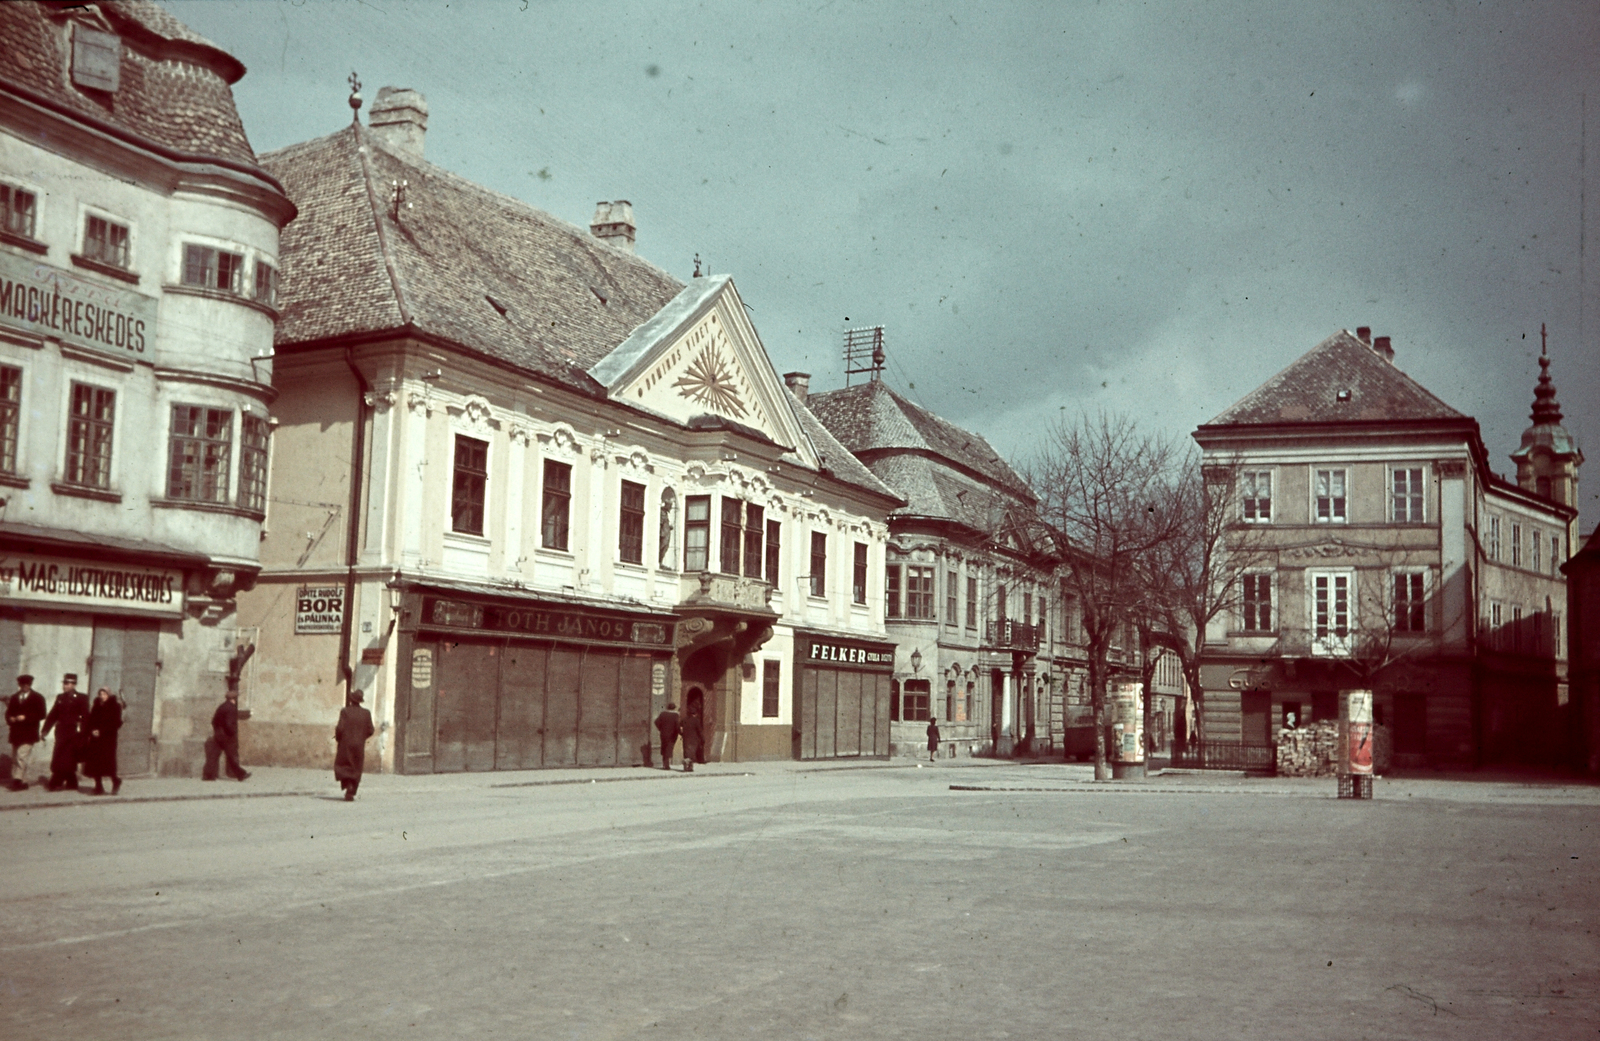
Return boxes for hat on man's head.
[17,674,33,686]
[63,673,77,683]
[350,690,365,703]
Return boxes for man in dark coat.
[927,717,941,762]
[334,690,375,801]
[202,689,250,781]
[85,687,123,795]
[653,702,680,771]
[40,674,89,791]
[678,703,703,773]
[6,674,47,791]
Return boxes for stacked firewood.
[1276,721,1392,776]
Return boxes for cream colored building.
[237,88,900,773]
[0,2,293,775]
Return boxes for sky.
[168,0,1600,528]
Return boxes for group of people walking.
[653,697,705,771]
[6,674,123,794]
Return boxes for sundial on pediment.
[674,340,747,418]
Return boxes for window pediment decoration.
[508,423,533,447]
[537,424,580,457]
[406,389,434,416]
[766,493,788,515]
[455,394,495,436]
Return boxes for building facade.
[236,88,901,774]
[1565,526,1600,773]
[0,1,293,775]
[1194,328,1580,768]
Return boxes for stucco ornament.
[406,389,434,416]
[507,423,533,447]
[364,390,397,413]
[539,425,580,456]
[460,394,495,436]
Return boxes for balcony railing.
[984,620,1039,651]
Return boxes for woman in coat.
[334,690,375,801]
[85,687,122,795]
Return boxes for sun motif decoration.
[673,343,747,418]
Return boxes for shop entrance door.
[89,618,159,775]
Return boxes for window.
[167,406,232,503]
[1022,590,1033,626]
[1242,470,1272,522]
[1512,605,1524,652]
[254,261,278,308]
[809,532,826,596]
[762,661,781,718]
[966,576,978,629]
[946,570,959,625]
[1392,467,1424,523]
[1394,572,1425,632]
[906,566,935,619]
[900,679,931,722]
[540,459,571,549]
[65,382,114,487]
[182,244,244,293]
[618,480,645,564]
[451,435,488,535]
[1314,469,1346,523]
[1,184,37,240]
[852,543,868,605]
[239,414,269,513]
[684,495,710,571]
[1511,523,1522,568]
[1531,531,1541,574]
[83,215,130,269]
[720,498,743,574]
[1490,600,1503,633]
[995,584,1008,622]
[744,504,765,578]
[765,519,781,584]
[1552,535,1562,572]
[1242,574,1272,632]
[1490,516,1501,561]
[886,565,901,618]
[658,488,676,568]
[1310,571,1352,654]
[0,365,19,474]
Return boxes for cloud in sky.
[168,0,1600,524]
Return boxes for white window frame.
[1391,466,1426,523]
[1511,522,1523,568]
[1308,568,1354,656]
[1314,468,1347,524]
[1392,568,1428,633]
[1241,469,1273,523]
[1489,516,1501,561]
[1240,571,1274,632]
[77,204,134,271]
[1,178,42,242]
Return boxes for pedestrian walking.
[84,687,123,795]
[202,689,250,781]
[6,674,46,791]
[654,702,680,770]
[679,697,703,773]
[927,717,941,762]
[334,690,375,801]
[40,674,89,791]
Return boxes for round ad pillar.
[1109,681,1146,780]
[1337,689,1374,799]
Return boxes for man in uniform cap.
[41,674,89,791]
[6,674,46,791]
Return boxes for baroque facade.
[0,1,293,775]
[236,88,901,773]
[1195,328,1580,768]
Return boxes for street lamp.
[910,647,922,673]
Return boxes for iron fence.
[1170,740,1277,774]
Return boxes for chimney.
[1372,335,1394,362]
[1355,326,1372,344]
[784,372,811,401]
[590,201,636,253]
[368,87,428,158]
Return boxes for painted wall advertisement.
[295,586,345,634]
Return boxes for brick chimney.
[784,372,811,401]
[590,201,636,253]
[1372,335,1393,362]
[1355,326,1372,344]
[368,87,428,158]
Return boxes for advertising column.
[1108,681,1146,780]
[1338,688,1374,799]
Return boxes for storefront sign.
[0,252,156,358]
[800,635,896,670]
[295,586,345,634]
[423,596,670,646]
[411,647,434,688]
[0,551,183,617]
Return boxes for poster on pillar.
[1108,682,1145,764]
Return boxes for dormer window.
[72,25,121,93]
[1335,389,1352,403]
[183,244,244,294]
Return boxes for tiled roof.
[1205,331,1466,427]
[262,124,687,391]
[0,2,262,169]
[788,391,902,504]
[807,380,1033,497]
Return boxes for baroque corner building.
[1194,328,1580,768]
[238,88,902,773]
[0,2,294,774]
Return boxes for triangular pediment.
[590,275,818,467]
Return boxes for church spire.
[1529,324,1563,426]
[1511,323,1583,507]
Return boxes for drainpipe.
[339,346,370,702]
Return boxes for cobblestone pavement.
[1,759,1596,1040]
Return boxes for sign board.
[0,551,184,618]
[422,596,670,646]
[295,585,345,634]
[411,647,434,688]
[0,252,157,360]
[798,634,897,671]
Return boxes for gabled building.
[1194,328,1580,768]
[237,88,902,773]
[0,1,294,775]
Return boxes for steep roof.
[807,380,1033,498]
[262,124,686,391]
[788,392,902,504]
[0,1,262,169]
[1204,330,1466,428]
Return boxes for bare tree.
[1027,412,1183,780]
